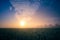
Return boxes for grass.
[0,27,60,40]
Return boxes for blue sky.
[0,0,60,27]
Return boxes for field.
[0,28,60,40]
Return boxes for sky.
[0,0,60,28]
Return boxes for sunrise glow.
[20,20,26,28]
[0,0,60,28]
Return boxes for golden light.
[20,20,26,27]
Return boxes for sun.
[20,20,26,27]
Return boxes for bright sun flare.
[20,20,26,27]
